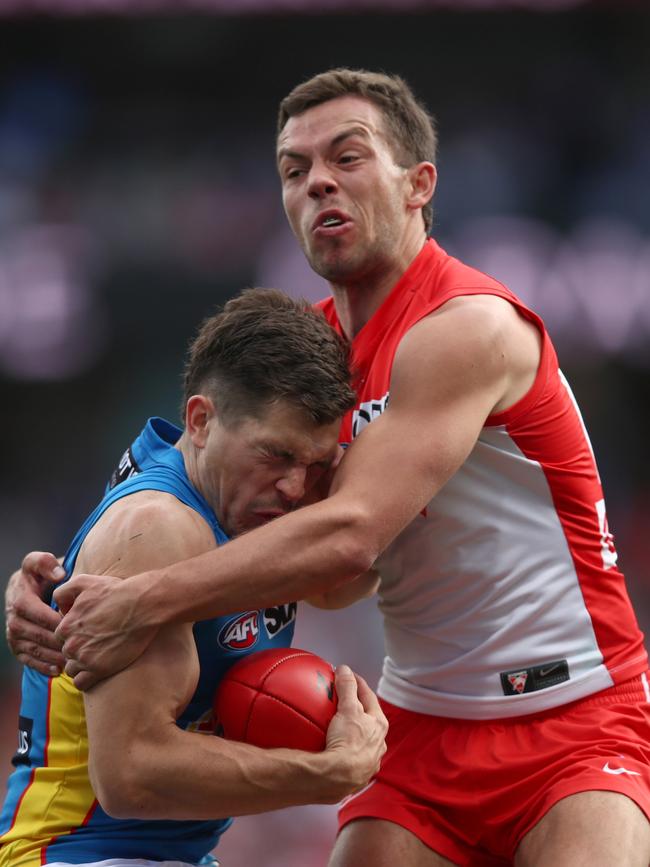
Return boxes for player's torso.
[323,240,647,720]
[0,421,297,865]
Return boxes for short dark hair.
[277,68,437,233]
[183,288,356,426]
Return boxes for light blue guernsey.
[0,418,297,866]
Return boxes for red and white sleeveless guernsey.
[318,238,647,720]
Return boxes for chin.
[311,253,358,283]
[239,515,266,534]
[312,242,376,283]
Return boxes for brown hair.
[183,288,356,426]
[278,68,437,233]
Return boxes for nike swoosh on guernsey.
[539,664,561,677]
[602,762,641,776]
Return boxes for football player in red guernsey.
[9,69,650,867]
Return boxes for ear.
[406,162,437,213]
[185,394,216,448]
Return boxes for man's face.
[199,400,341,538]
[277,95,412,285]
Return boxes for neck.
[329,233,427,338]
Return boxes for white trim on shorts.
[47,859,207,867]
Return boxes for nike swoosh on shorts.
[602,762,641,776]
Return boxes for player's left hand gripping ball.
[214,648,338,751]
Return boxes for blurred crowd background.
[1,2,649,864]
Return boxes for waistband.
[380,670,650,726]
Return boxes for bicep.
[306,569,380,609]
[85,621,199,791]
[329,304,510,548]
[76,496,215,782]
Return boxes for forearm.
[139,495,378,627]
[92,725,351,820]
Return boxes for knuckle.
[10,600,25,619]
[7,633,23,652]
[23,551,41,570]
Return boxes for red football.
[214,648,338,751]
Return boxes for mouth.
[251,510,287,523]
[311,209,353,236]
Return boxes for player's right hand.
[321,664,388,800]
[5,551,66,676]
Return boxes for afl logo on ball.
[219,611,260,651]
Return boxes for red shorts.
[339,674,650,866]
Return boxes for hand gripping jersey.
[0,418,298,866]
[319,239,647,720]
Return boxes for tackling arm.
[56,295,541,686]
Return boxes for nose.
[307,162,338,200]
[276,466,307,505]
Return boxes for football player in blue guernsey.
[0,288,388,867]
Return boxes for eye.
[284,166,305,180]
[261,447,294,465]
[338,153,359,165]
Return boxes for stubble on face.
[303,230,388,287]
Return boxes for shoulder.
[390,294,540,411]
[394,295,511,378]
[425,292,526,338]
[76,490,216,579]
[404,292,538,359]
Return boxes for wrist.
[306,746,357,803]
